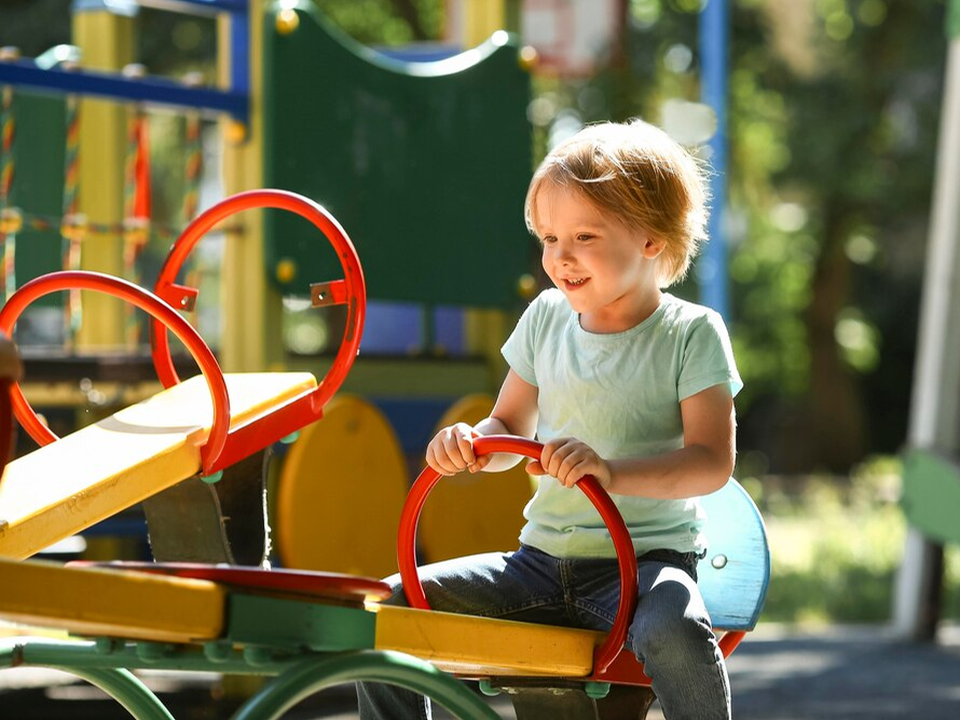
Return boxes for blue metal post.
[698,0,730,321]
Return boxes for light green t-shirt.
[501,289,742,559]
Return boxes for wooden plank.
[0,372,316,560]
[374,605,599,677]
[0,558,225,643]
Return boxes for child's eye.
[576,233,594,242]
[539,235,557,245]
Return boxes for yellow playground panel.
[276,394,409,578]
[275,393,537,579]
[418,394,534,563]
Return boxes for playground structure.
[0,187,770,717]
[0,0,536,573]
[0,2,773,716]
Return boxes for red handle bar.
[151,189,365,414]
[0,271,230,473]
[397,434,638,675]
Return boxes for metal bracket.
[155,282,199,312]
[310,279,348,308]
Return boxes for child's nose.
[558,245,576,263]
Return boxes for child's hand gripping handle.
[397,434,638,675]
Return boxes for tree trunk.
[803,207,866,472]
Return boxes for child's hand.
[425,422,491,476]
[526,437,612,489]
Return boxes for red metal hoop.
[0,271,230,472]
[397,434,639,675]
[151,189,365,413]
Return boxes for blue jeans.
[356,545,731,719]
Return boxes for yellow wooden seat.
[0,372,316,560]
[373,605,601,678]
[0,557,225,643]
[372,605,759,682]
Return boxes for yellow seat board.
[277,395,409,578]
[0,558,226,643]
[0,372,317,560]
[373,605,601,677]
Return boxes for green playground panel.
[4,91,66,305]
[262,4,534,308]
[901,448,960,545]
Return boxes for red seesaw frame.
[0,271,232,472]
[0,189,366,477]
[151,189,365,410]
[148,189,366,474]
[397,435,638,676]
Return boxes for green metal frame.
[0,586,499,719]
[0,638,498,720]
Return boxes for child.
[358,119,741,719]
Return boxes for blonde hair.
[525,119,709,288]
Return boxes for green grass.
[739,458,960,624]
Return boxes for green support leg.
[66,667,177,720]
[0,639,174,720]
[2,639,175,720]
[232,650,499,720]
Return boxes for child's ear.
[642,235,666,259]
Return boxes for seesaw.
[0,436,769,719]
[0,189,365,561]
[0,184,769,716]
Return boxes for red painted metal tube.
[0,271,230,471]
[397,434,639,676]
[718,629,745,657]
[151,189,365,415]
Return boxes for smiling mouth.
[564,278,588,288]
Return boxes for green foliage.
[530,0,947,469]
[0,0,71,57]
[1,0,950,471]
[748,459,960,624]
[311,0,444,45]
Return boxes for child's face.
[533,184,663,333]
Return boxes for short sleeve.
[501,294,543,387]
[678,311,742,401]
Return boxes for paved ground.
[2,624,959,718]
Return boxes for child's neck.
[580,288,663,334]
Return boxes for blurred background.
[0,0,958,717]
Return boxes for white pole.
[893,28,960,640]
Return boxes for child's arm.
[531,384,735,499]
[426,369,539,476]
